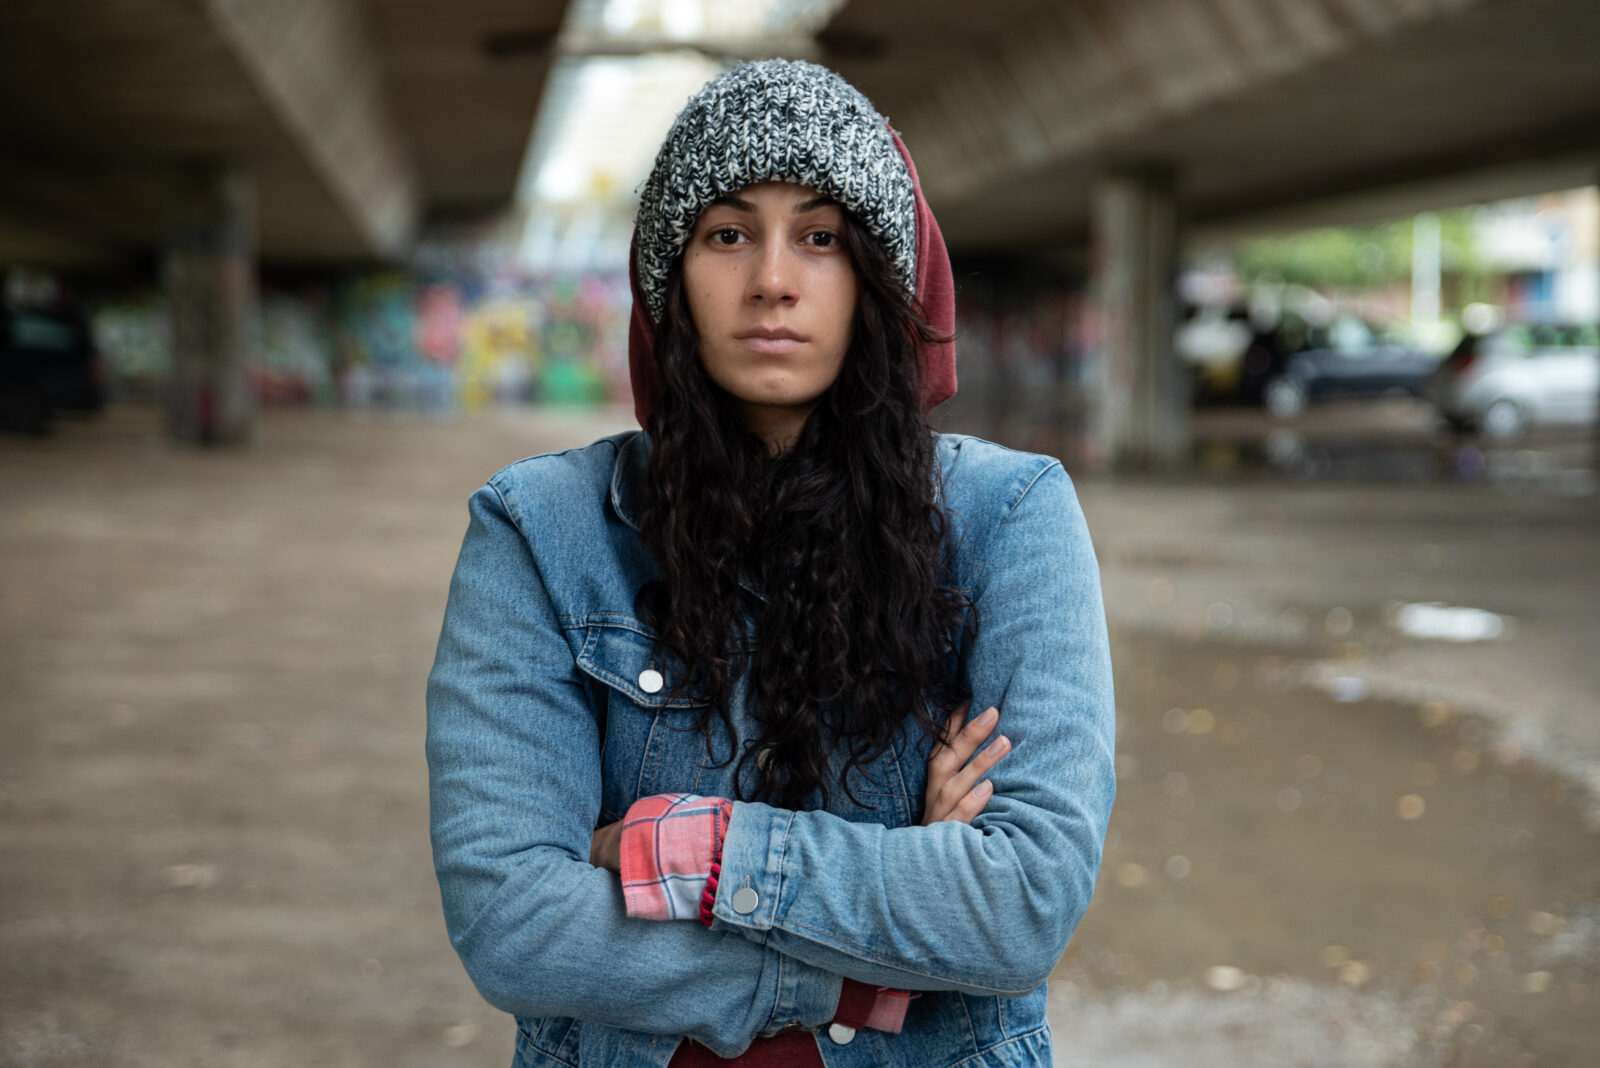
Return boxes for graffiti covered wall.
[936,265,1095,460]
[92,267,634,413]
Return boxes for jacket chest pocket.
[571,618,930,829]
[573,620,712,821]
[825,725,924,827]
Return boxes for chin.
[732,379,822,409]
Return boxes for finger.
[966,733,1010,779]
[945,705,999,767]
[928,700,972,773]
[935,733,1010,816]
[946,779,995,825]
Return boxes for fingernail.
[975,780,993,799]
[977,706,999,726]
[984,736,1009,756]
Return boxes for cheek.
[683,253,735,332]
[686,288,716,338]
[821,278,859,357]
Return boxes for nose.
[746,239,798,306]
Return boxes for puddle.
[1052,633,1600,1067]
[1188,429,1596,494]
[1388,602,1512,643]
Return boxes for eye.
[806,231,840,249]
[711,228,744,246]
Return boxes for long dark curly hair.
[637,209,973,810]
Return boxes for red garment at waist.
[669,1031,822,1067]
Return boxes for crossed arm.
[427,462,1114,1055]
[589,699,1013,872]
[582,703,1013,1042]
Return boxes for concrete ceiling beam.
[554,29,822,62]
[821,0,1600,254]
[205,0,420,259]
[900,0,1452,206]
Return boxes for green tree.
[1234,208,1488,292]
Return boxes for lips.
[736,326,806,355]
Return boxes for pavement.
[2,401,1596,1067]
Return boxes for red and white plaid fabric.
[619,793,733,922]
[618,792,912,1036]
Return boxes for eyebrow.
[711,194,838,214]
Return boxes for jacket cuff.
[708,800,789,934]
[710,803,912,1033]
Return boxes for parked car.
[1176,293,1320,406]
[0,304,106,433]
[1176,301,1254,402]
[1260,316,1440,418]
[1426,322,1599,441]
[1236,309,1316,407]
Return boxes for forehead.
[703,181,839,215]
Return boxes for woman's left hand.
[922,701,1009,825]
[591,820,623,873]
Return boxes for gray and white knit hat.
[633,59,917,325]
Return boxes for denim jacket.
[426,430,1116,1068]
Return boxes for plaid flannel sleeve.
[619,793,734,922]
[617,793,911,1034]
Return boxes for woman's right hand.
[921,701,1009,825]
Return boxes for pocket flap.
[574,621,707,709]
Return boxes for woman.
[427,60,1115,1067]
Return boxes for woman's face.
[682,181,858,447]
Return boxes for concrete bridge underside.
[0,0,568,443]
[0,0,567,267]
[3,0,1595,461]
[821,0,1599,468]
[825,0,1600,252]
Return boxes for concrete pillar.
[1088,164,1186,471]
[165,168,256,445]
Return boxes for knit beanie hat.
[633,59,916,325]
[627,59,957,424]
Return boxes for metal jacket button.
[638,668,664,694]
[731,886,760,915]
[827,1024,856,1045]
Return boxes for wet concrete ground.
[1055,636,1599,1066]
[1,403,1596,1066]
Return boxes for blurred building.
[1476,187,1599,323]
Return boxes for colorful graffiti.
[332,268,631,413]
[91,267,635,413]
[257,292,335,405]
[92,296,170,397]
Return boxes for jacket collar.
[611,429,766,604]
[608,429,649,534]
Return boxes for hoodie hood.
[627,125,957,426]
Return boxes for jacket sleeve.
[426,484,840,1056]
[707,461,1116,996]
